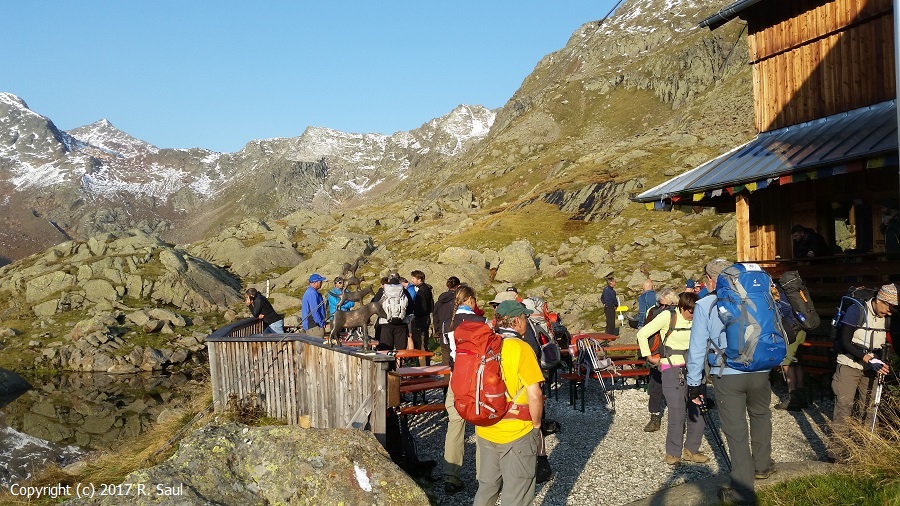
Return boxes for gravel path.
[407,374,833,505]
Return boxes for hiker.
[600,276,618,334]
[774,286,807,411]
[301,274,327,338]
[637,287,679,432]
[326,277,355,323]
[441,284,485,495]
[245,288,284,334]
[372,274,413,351]
[791,224,830,258]
[637,279,656,328]
[696,281,709,298]
[409,270,435,353]
[830,284,895,460]
[474,300,544,506]
[434,276,462,366]
[686,258,776,505]
[506,286,524,302]
[684,279,696,293]
[639,291,705,465]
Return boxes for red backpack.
[450,320,527,426]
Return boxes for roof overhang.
[698,0,765,30]
[633,100,898,205]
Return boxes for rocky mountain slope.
[0,0,756,372]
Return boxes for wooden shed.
[634,0,900,303]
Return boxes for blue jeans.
[264,319,284,334]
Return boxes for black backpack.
[778,271,820,330]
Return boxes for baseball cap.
[309,273,326,283]
[495,300,533,317]
[685,279,696,289]
[877,284,898,307]
[489,291,518,306]
[704,259,731,279]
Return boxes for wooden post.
[736,194,752,261]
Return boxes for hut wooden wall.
[746,0,894,131]
[207,336,390,444]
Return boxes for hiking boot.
[775,391,807,411]
[536,456,554,483]
[755,464,777,480]
[682,449,710,463]
[663,454,681,465]
[643,413,662,432]
[443,479,464,495]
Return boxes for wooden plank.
[736,194,752,261]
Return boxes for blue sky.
[4,1,617,153]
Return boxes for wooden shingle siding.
[745,0,894,130]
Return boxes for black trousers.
[604,305,616,334]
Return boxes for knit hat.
[877,284,898,306]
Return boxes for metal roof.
[633,100,897,203]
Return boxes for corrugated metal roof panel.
[633,100,897,203]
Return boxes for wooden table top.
[393,365,451,377]
[572,332,619,342]
[604,344,641,353]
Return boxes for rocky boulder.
[494,240,538,283]
[65,424,428,506]
[0,368,31,398]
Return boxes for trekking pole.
[700,400,731,472]
[869,374,885,432]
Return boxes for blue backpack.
[710,263,787,373]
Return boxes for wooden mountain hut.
[633,0,900,306]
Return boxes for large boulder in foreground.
[0,368,31,399]
[65,424,428,505]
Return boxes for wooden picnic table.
[571,332,619,342]
[393,365,451,378]
[604,343,641,353]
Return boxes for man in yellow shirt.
[474,300,545,506]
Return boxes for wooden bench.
[397,403,446,416]
[560,366,651,412]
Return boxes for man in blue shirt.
[686,259,775,505]
[637,279,656,328]
[302,273,327,338]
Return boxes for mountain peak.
[0,92,29,110]
[67,119,158,157]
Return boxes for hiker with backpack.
[372,274,413,351]
[637,288,678,432]
[686,259,779,505]
[830,284,895,460]
[453,300,544,506]
[641,291,706,465]
[434,276,462,366]
[638,287,679,432]
[441,284,485,495]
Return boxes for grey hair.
[656,287,679,306]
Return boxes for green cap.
[495,300,533,317]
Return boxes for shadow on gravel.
[537,376,616,504]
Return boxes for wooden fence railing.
[206,319,394,445]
